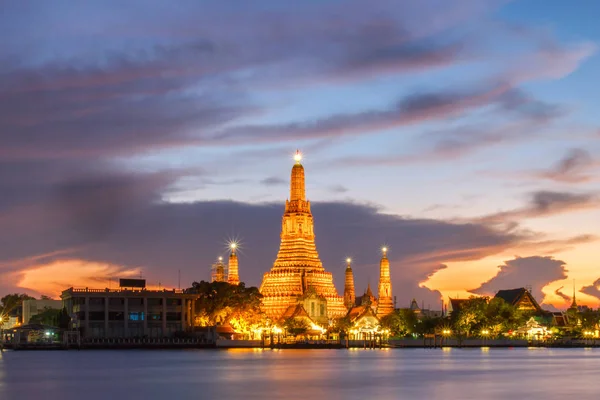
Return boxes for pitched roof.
[279,304,312,321]
[494,288,542,312]
[448,298,468,312]
[346,304,378,322]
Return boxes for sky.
[1,0,599,310]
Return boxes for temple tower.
[376,247,394,318]
[259,151,346,319]
[227,243,240,285]
[344,258,356,310]
[212,256,226,283]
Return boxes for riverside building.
[61,280,198,338]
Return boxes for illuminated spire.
[344,258,355,310]
[376,246,394,318]
[290,150,306,202]
[228,242,240,285]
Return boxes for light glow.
[294,150,302,163]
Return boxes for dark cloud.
[554,287,572,303]
[328,185,349,194]
[260,176,286,187]
[581,278,600,301]
[471,256,568,305]
[539,148,596,183]
[0,168,524,305]
[481,190,599,224]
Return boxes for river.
[1,347,599,399]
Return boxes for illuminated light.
[346,258,352,264]
[382,247,388,254]
[218,256,223,261]
[230,242,237,250]
[293,150,302,163]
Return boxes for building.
[22,299,63,324]
[447,298,469,316]
[376,247,394,318]
[259,151,396,322]
[408,299,443,319]
[259,151,346,319]
[61,281,199,338]
[494,288,542,313]
[227,243,240,285]
[343,258,355,310]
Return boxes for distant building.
[61,286,199,339]
[22,299,63,324]
[408,299,443,319]
[447,298,469,316]
[494,288,542,313]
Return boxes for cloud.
[328,185,349,194]
[480,190,599,224]
[471,256,568,305]
[581,278,600,301]
[0,166,523,306]
[539,148,597,183]
[554,286,572,303]
[260,176,287,187]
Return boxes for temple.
[343,258,355,310]
[227,243,240,285]
[259,151,346,319]
[376,247,394,318]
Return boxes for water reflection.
[1,348,599,400]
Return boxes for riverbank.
[3,337,600,350]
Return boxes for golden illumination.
[382,247,388,254]
[293,150,302,163]
[346,257,352,264]
[230,242,237,250]
[260,152,346,319]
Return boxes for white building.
[22,299,63,324]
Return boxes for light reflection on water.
[1,348,599,400]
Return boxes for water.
[1,348,599,400]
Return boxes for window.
[311,302,315,316]
[89,312,105,321]
[166,298,181,306]
[109,298,124,306]
[128,298,143,306]
[128,312,144,321]
[109,312,124,321]
[147,313,162,321]
[320,304,325,316]
[166,312,181,321]
[89,298,105,306]
[147,298,162,307]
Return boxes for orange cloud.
[17,259,142,298]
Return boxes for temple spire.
[227,242,240,285]
[344,258,356,310]
[376,246,394,318]
[290,150,306,202]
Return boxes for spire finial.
[230,242,237,254]
[294,149,302,164]
[382,246,388,257]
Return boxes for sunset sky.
[1,0,599,310]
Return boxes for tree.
[380,309,419,337]
[330,316,352,336]
[0,293,34,320]
[283,318,309,336]
[186,281,264,332]
[29,307,61,326]
[452,296,488,337]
